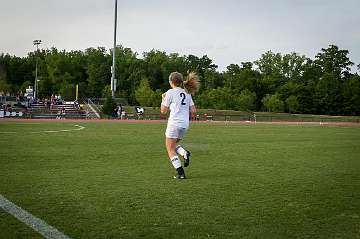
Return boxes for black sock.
[176,167,185,175]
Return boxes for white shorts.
[165,124,187,139]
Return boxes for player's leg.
[165,125,186,179]
[175,144,191,167]
[165,137,185,178]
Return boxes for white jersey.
[162,87,194,128]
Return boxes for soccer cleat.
[184,151,191,167]
[173,174,186,179]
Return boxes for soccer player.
[161,71,200,179]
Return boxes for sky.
[1,0,359,72]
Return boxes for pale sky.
[1,0,359,71]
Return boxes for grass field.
[1,120,360,239]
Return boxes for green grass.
[1,121,360,239]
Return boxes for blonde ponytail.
[183,71,200,95]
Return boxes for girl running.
[161,71,200,179]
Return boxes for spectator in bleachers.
[74,100,80,110]
[55,106,65,119]
[117,105,123,119]
[51,94,55,108]
[57,94,63,105]
[112,107,118,118]
[121,110,126,120]
[61,106,66,119]
[56,109,61,119]
[192,114,200,121]
[55,94,61,105]
[5,104,12,112]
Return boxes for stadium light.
[33,39,42,101]
[111,0,118,98]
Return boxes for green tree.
[255,51,283,93]
[296,59,319,114]
[102,85,111,98]
[85,47,111,98]
[197,87,234,110]
[342,74,360,115]
[313,45,354,115]
[185,54,217,90]
[0,53,34,94]
[0,80,11,94]
[135,79,158,107]
[285,95,300,113]
[314,45,353,77]
[143,50,169,91]
[115,46,144,103]
[1,43,360,116]
[101,95,117,116]
[262,94,284,112]
[204,70,224,89]
[235,89,256,111]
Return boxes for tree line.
[0,44,359,115]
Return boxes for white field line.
[14,123,43,125]
[0,125,85,134]
[32,125,85,133]
[0,195,71,239]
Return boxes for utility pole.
[33,39,42,101]
[111,0,118,98]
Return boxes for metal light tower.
[33,39,42,101]
[111,0,118,98]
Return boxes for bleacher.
[0,101,28,118]
[28,102,86,119]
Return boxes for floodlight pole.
[33,39,42,101]
[111,0,118,98]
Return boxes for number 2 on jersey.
[180,93,186,105]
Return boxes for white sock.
[176,145,187,157]
[170,155,181,169]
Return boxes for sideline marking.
[0,124,85,134]
[33,125,85,133]
[0,194,71,239]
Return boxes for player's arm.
[161,92,169,114]
[190,105,196,117]
[161,104,168,114]
[189,96,196,117]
